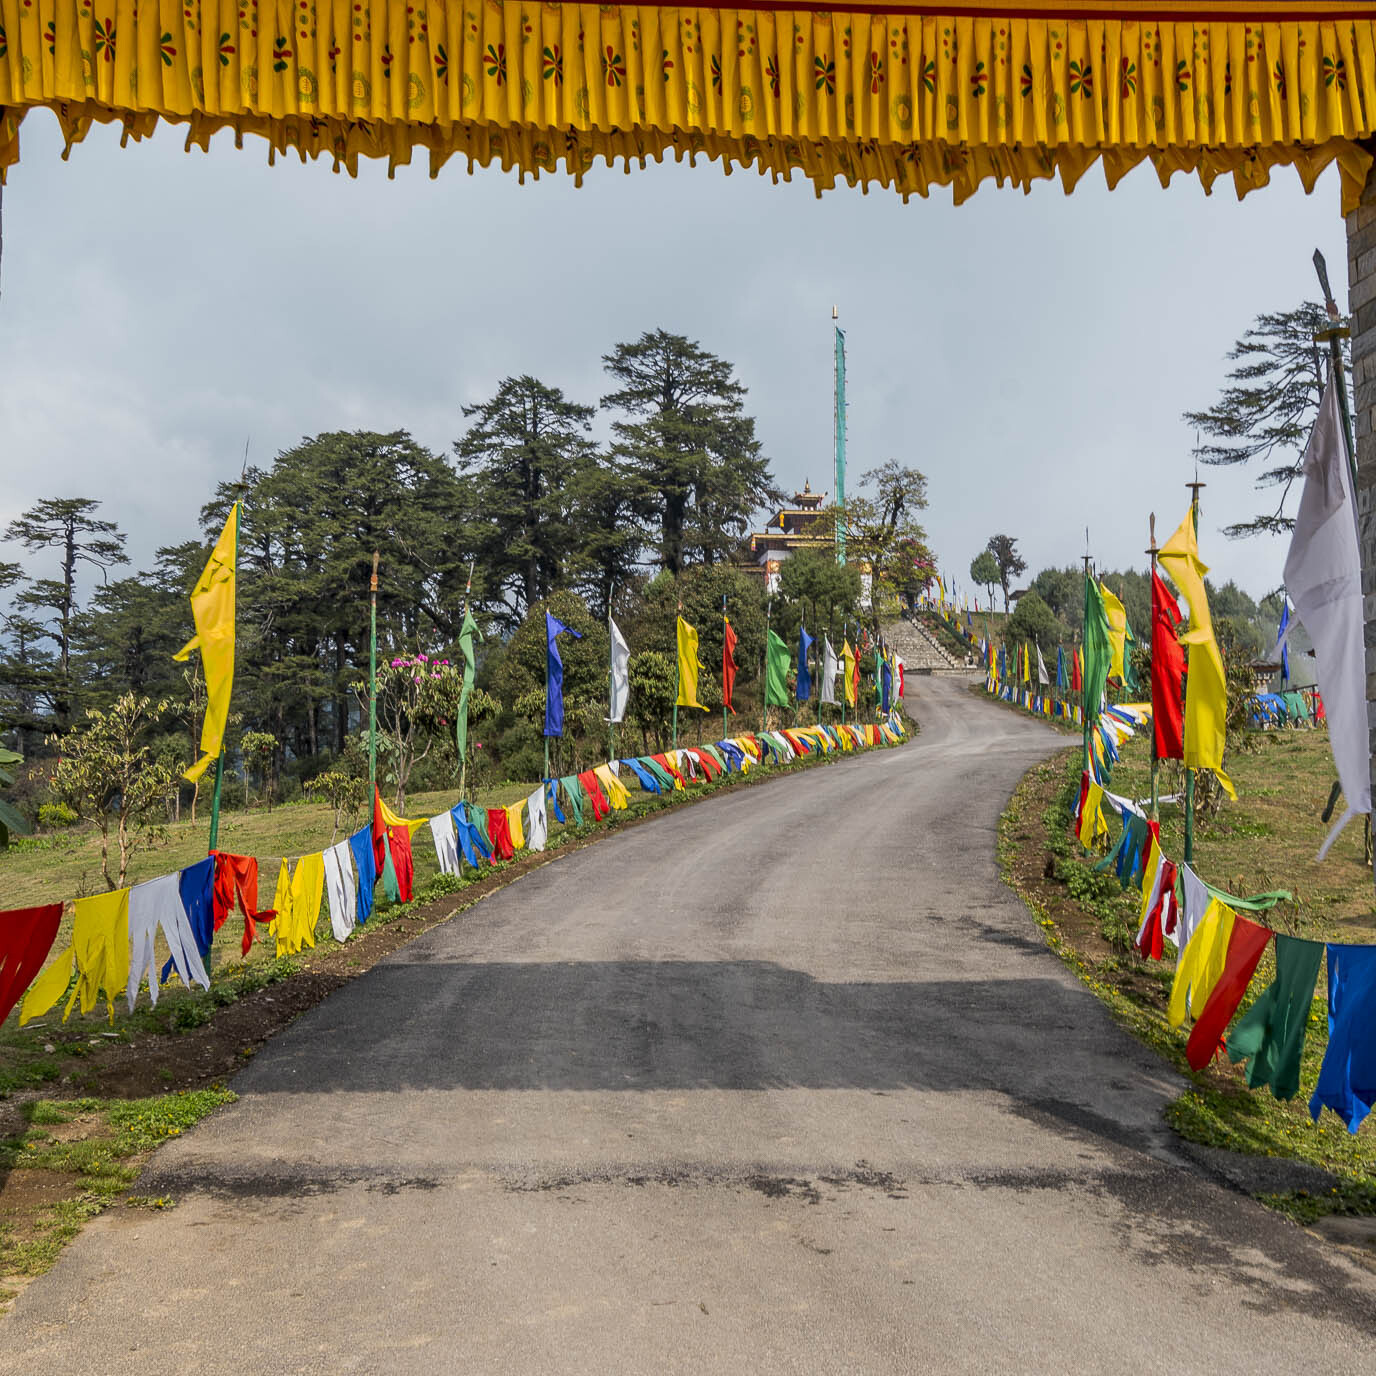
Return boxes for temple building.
[743,481,833,593]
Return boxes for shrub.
[37,801,78,830]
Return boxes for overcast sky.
[0,109,1350,615]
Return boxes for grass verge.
[999,743,1376,1229]
[0,1087,235,1301]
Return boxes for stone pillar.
[1353,152,1376,822]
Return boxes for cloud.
[0,108,1346,610]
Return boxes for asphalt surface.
[4,677,1375,1373]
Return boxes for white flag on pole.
[820,637,840,706]
[608,616,630,723]
[1284,371,1370,858]
[1036,645,1050,687]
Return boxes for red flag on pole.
[723,617,738,714]
[1151,570,1187,761]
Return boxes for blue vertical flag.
[1278,601,1290,686]
[1056,646,1066,690]
[998,644,1007,680]
[544,612,583,737]
[880,653,893,713]
[797,625,815,701]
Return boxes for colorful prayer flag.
[676,615,708,711]
[765,629,792,709]
[544,611,582,737]
[1159,509,1236,799]
[174,502,237,783]
[722,616,738,715]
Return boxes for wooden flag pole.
[1184,478,1206,865]
[1146,514,1159,822]
[368,550,379,797]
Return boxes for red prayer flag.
[485,807,515,861]
[1185,916,1273,1070]
[723,618,738,714]
[0,904,63,1026]
[211,851,275,955]
[1070,647,1083,694]
[371,786,388,874]
[578,769,611,822]
[1151,570,1187,762]
[387,824,415,901]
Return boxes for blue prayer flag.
[544,611,583,737]
[797,626,815,701]
[1278,602,1291,686]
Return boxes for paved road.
[4,678,1375,1373]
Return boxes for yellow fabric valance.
[1,2,1372,208]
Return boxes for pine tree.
[455,376,601,625]
[601,330,778,574]
[1185,301,1352,537]
[3,497,128,727]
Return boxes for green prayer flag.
[1227,935,1324,1101]
[560,774,586,826]
[765,629,792,709]
[455,607,481,760]
[380,842,401,904]
[1082,576,1112,727]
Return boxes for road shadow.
[239,957,1163,1105]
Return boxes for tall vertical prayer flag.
[1277,602,1291,687]
[456,605,480,758]
[1100,582,1131,685]
[1071,646,1083,694]
[174,502,238,782]
[544,612,582,737]
[765,629,792,708]
[1036,645,1050,687]
[722,617,738,714]
[1056,647,1066,691]
[676,616,708,711]
[1159,509,1236,799]
[820,637,839,706]
[1082,577,1111,726]
[1282,372,1368,854]
[797,626,815,702]
[608,615,630,723]
[842,639,857,707]
[1151,570,1186,761]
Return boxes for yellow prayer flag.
[175,503,238,783]
[506,800,526,850]
[676,616,708,711]
[1168,900,1235,1027]
[1158,511,1236,800]
[1099,582,1129,681]
[842,640,856,707]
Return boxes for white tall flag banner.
[1036,645,1050,687]
[608,616,630,723]
[820,637,840,706]
[1284,372,1370,859]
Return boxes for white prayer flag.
[527,786,548,852]
[608,616,630,723]
[1283,372,1370,858]
[820,637,840,706]
[1036,645,1050,687]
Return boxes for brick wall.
[1352,155,1376,776]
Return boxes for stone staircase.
[881,614,971,674]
